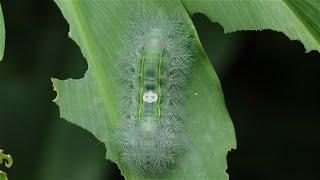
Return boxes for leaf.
[52,0,236,179]
[0,3,5,61]
[0,150,12,180]
[182,0,320,53]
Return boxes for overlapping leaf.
[182,0,320,53]
[0,3,5,60]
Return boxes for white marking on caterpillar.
[114,7,194,175]
[143,91,158,103]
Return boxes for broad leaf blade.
[53,0,236,179]
[182,0,320,53]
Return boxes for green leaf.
[0,3,5,60]
[182,0,320,53]
[53,0,235,179]
[0,150,12,180]
[0,174,7,180]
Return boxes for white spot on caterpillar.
[143,91,158,103]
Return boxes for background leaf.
[52,0,236,179]
[0,3,5,60]
[0,2,6,179]
[182,0,320,53]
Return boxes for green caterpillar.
[114,8,193,175]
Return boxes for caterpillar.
[114,7,194,175]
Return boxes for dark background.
[0,1,319,180]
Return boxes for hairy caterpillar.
[114,8,193,175]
